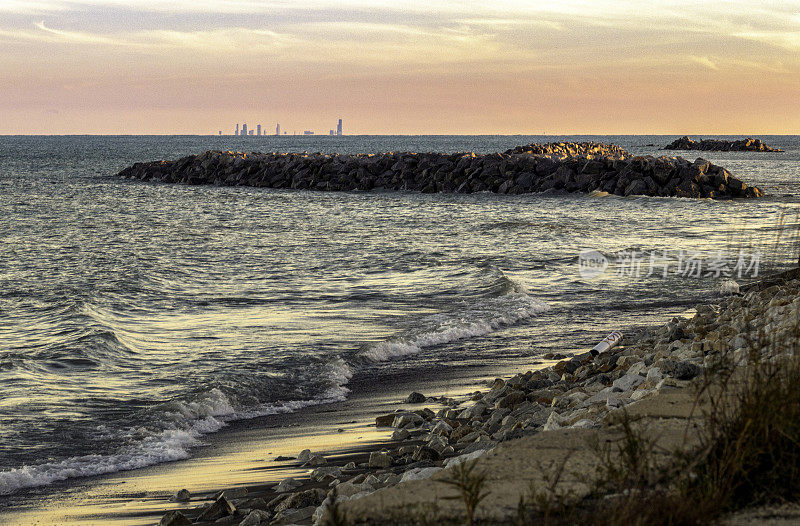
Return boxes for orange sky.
[0,1,798,134]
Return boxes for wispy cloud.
[1,21,291,54]
[732,30,800,50]
[689,55,719,70]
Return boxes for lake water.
[1,134,798,498]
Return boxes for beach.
[160,268,800,525]
[7,267,800,525]
[1,135,798,525]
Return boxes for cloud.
[689,55,719,70]
[732,30,800,50]
[0,21,291,54]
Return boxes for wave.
[0,374,352,495]
[0,270,542,494]
[360,291,549,362]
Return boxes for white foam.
[361,293,549,362]
[0,380,351,495]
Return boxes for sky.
[0,0,799,135]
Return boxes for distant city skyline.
[0,1,798,134]
[229,118,343,136]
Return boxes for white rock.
[273,477,302,493]
[443,449,488,468]
[400,467,442,482]
[612,373,645,392]
[627,362,647,376]
[431,420,453,436]
[542,411,564,431]
[646,367,663,381]
[239,509,272,526]
[393,412,424,428]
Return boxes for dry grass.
[516,313,800,526]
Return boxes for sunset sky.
[1,0,799,135]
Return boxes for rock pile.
[118,143,763,199]
[664,136,783,152]
[166,270,800,525]
[503,141,630,158]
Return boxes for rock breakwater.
[664,136,783,152]
[119,142,763,199]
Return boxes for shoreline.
[156,269,797,526]
[2,270,788,525]
[0,361,543,525]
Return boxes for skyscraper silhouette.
[276,123,280,136]
[242,123,248,136]
[257,124,262,136]
[336,118,343,136]
[235,123,239,136]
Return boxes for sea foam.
[361,293,549,362]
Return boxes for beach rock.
[305,454,327,467]
[272,505,316,524]
[405,392,427,403]
[368,451,393,468]
[412,445,440,461]
[496,390,527,409]
[333,482,373,498]
[431,420,453,436]
[391,428,410,440]
[274,489,326,514]
[197,495,236,522]
[393,412,424,428]
[159,511,192,526]
[170,488,191,502]
[311,467,342,482]
[662,360,703,380]
[239,509,272,526]
[458,403,488,419]
[272,477,302,493]
[296,449,312,463]
[400,467,442,482]
[215,487,248,500]
[375,414,397,427]
[612,373,646,392]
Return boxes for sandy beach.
[133,269,800,526]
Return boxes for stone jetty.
[119,142,763,199]
[664,136,783,152]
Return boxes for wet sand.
[1,363,529,525]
